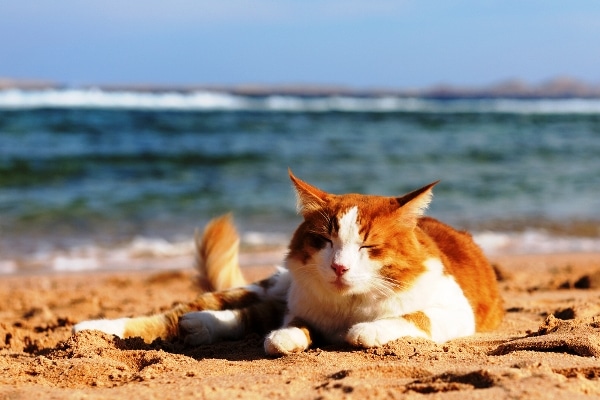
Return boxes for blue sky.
[1,0,600,88]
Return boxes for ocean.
[1,88,599,274]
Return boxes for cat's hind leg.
[180,298,286,346]
[73,268,291,343]
[72,283,268,342]
[72,299,216,342]
[179,268,290,345]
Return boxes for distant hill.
[0,78,60,91]
[420,77,600,99]
[2,77,600,99]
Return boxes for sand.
[2,252,600,399]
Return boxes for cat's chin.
[331,280,350,292]
[329,279,361,295]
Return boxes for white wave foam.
[242,231,289,247]
[474,230,600,255]
[0,260,17,274]
[1,230,599,274]
[128,236,195,258]
[3,88,600,114]
[0,233,289,274]
[0,88,246,111]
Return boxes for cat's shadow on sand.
[112,334,354,362]
[113,315,600,362]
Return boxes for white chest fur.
[286,257,475,343]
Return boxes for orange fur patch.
[404,311,432,335]
[418,217,504,331]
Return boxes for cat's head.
[286,170,438,297]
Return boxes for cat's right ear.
[289,169,329,216]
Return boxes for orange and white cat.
[73,171,503,356]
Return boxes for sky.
[1,0,600,89]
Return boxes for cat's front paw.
[72,318,129,338]
[346,319,427,348]
[264,327,310,356]
[346,322,385,348]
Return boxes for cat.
[73,170,504,356]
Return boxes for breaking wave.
[3,88,600,113]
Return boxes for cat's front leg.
[263,318,313,356]
[346,314,430,348]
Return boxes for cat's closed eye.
[360,244,382,257]
[307,233,332,249]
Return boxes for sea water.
[1,88,599,274]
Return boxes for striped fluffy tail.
[195,213,247,291]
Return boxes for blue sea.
[1,88,599,274]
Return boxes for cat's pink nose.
[331,263,349,276]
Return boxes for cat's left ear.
[289,169,330,216]
[394,181,440,226]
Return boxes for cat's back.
[417,217,504,332]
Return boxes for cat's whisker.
[379,276,405,288]
[371,280,398,296]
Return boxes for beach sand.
[2,251,600,399]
